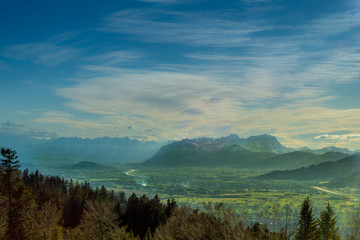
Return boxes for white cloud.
[315,134,360,140]
[51,66,360,149]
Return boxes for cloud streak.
[85,51,142,66]
[2,43,79,66]
[102,9,268,46]
[315,134,360,140]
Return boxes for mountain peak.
[239,134,288,154]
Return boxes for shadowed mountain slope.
[259,151,348,170]
[142,134,288,167]
[257,154,360,180]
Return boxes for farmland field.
[41,166,358,233]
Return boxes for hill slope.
[257,154,360,180]
[68,161,113,170]
[259,151,348,170]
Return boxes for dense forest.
[0,147,359,240]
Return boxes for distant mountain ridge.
[0,132,356,170]
[142,134,356,169]
[0,133,164,167]
[298,146,353,155]
[33,137,164,167]
[143,134,291,167]
[257,153,360,181]
[259,151,348,170]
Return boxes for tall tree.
[295,197,317,240]
[0,147,21,237]
[1,147,20,206]
[317,202,341,240]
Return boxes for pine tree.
[0,147,21,238]
[317,202,341,240]
[1,147,20,206]
[295,197,317,240]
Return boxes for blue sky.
[1,0,360,149]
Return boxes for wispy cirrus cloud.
[100,6,360,102]
[2,43,79,66]
[101,9,268,46]
[183,8,360,105]
[85,51,142,66]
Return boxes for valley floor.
[41,166,359,235]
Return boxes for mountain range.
[258,151,348,170]
[0,132,357,175]
[0,133,164,167]
[143,134,279,167]
[142,134,352,170]
[257,154,360,182]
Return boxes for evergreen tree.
[63,182,84,227]
[295,197,317,240]
[98,185,108,201]
[1,147,20,206]
[0,147,21,238]
[317,202,341,240]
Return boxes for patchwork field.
[41,165,359,234]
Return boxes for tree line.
[0,147,359,239]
